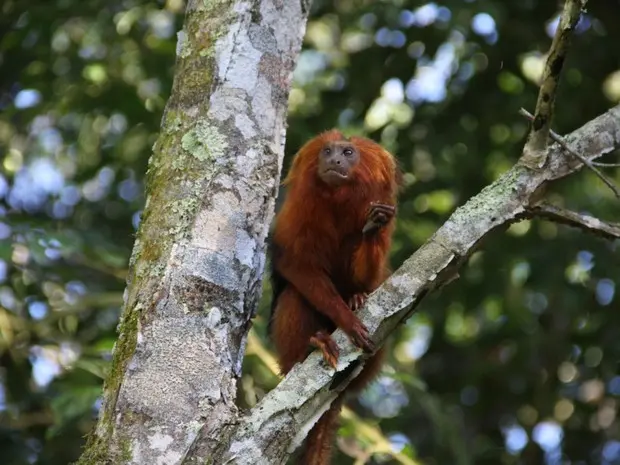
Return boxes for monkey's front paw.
[309,330,339,369]
[362,202,396,234]
[348,292,368,311]
[343,316,375,353]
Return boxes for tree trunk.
[77,1,310,463]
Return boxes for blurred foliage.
[1,0,619,464]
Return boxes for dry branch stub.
[520,0,587,168]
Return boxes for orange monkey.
[268,129,400,464]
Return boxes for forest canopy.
[1,1,619,464]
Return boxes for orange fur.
[268,129,399,465]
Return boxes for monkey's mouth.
[325,169,348,179]
[320,168,349,185]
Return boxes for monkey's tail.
[301,397,344,465]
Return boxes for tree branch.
[245,331,422,465]
[222,104,620,464]
[521,0,586,168]
[526,202,620,241]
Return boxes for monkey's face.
[317,141,360,186]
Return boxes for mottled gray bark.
[77,0,310,464]
[221,105,620,464]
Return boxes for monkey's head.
[284,129,398,192]
[317,140,360,186]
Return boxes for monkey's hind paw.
[309,330,340,369]
[348,292,368,311]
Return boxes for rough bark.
[77,0,310,463]
[221,105,620,464]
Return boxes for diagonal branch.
[526,202,620,241]
[222,105,620,464]
[521,0,587,168]
[245,331,422,465]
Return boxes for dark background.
[1,0,619,463]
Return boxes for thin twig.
[526,202,620,241]
[592,161,620,168]
[521,0,587,168]
[519,108,620,198]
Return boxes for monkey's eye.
[324,148,331,155]
[343,148,353,156]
